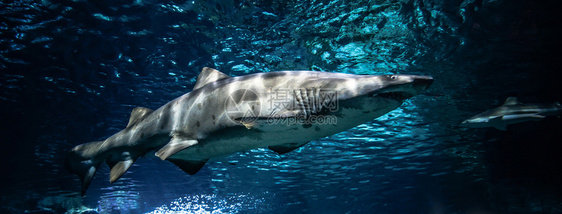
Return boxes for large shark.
[66,67,433,195]
[461,97,562,131]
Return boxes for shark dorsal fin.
[127,107,153,128]
[193,67,231,90]
[503,97,519,105]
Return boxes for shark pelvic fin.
[155,136,198,160]
[503,97,519,106]
[127,107,153,128]
[269,142,309,154]
[193,67,231,90]
[167,159,208,175]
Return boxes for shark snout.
[412,76,433,90]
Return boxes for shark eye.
[390,75,397,80]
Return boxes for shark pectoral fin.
[109,159,135,183]
[487,117,508,131]
[494,124,507,131]
[127,107,153,128]
[167,159,208,175]
[155,137,198,160]
[269,142,309,154]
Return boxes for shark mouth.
[371,91,414,101]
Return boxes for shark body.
[461,97,562,131]
[66,67,433,195]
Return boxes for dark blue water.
[1,0,561,213]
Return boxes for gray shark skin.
[65,67,433,195]
[461,97,562,131]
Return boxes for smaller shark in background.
[461,97,562,131]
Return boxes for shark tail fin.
[65,141,104,196]
[66,141,140,196]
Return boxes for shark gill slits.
[196,121,200,127]
[212,115,216,120]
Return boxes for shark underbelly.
[168,123,330,161]
[168,105,398,161]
